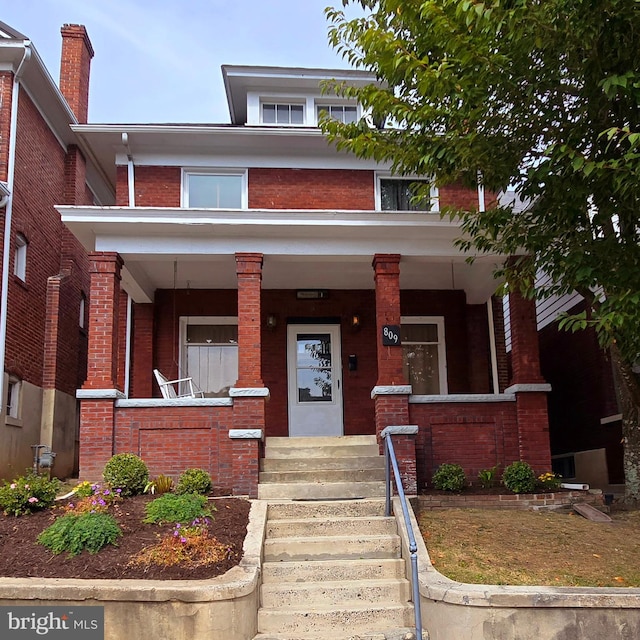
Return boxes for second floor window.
[379,178,437,212]
[184,172,245,208]
[13,233,27,281]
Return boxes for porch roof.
[58,205,506,305]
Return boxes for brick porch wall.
[410,401,519,491]
[114,405,235,495]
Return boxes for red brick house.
[0,22,111,479]
[58,64,553,497]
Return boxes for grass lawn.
[417,506,640,587]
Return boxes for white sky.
[2,0,360,124]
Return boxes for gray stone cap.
[76,389,126,400]
[381,425,419,438]
[409,393,515,403]
[371,385,412,398]
[504,383,552,394]
[229,387,270,397]
[229,429,263,439]
[117,398,233,408]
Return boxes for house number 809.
[382,325,401,346]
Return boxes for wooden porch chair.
[153,369,205,399]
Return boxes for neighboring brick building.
[58,64,553,497]
[0,22,111,479]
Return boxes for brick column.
[78,252,124,481]
[130,303,154,398]
[231,253,266,498]
[507,288,552,473]
[235,253,264,387]
[372,255,415,492]
[83,252,123,390]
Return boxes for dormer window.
[262,102,304,125]
[317,105,357,124]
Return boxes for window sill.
[5,416,22,428]
[12,275,28,291]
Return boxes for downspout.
[121,133,134,396]
[0,42,31,405]
[122,132,135,206]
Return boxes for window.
[180,317,238,397]
[401,317,447,394]
[316,104,357,124]
[378,177,438,212]
[13,233,27,281]
[183,172,245,208]
[79,293,87,329]
[6,377,21,419]
[262,103,304,125]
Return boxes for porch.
[74,246,549,498]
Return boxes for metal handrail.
[384,434,423,640]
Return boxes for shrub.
[538,471,562,491]
[0,471,60,516]
[175,468,212,496]
[37,512,122,557]
[102,453,149,497]
[432,463,466,492]
[143,493,213,525]
[502,461,536,494]
[72,481,96,499]
[144,474,174,495]
[65,484,122,515]
[477,465,499,489]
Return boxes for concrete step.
[266,498,386,520]
[257,603,415,636]
[266,435,377,448]
[266,516,396,539]
[263,443,381,459]
[260,468,386,484]
[253,630,421,640]
[257,480,386,500]
[261,578,411,608]
[263,534,401,562]
[261,456,385,472]
[261,558,406,584]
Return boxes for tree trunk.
[610,343,640,504]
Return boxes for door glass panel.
[296,333,332,403]
[402,323,441,394]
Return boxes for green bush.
[175,468,212,496]
[143,493,213,525]
[37,512,122,557]
[144,474,174,495]
[502,461,536,494]
[0,471,60,516]
[102,453,149,497]
[432,463,466,492]
[477,465,499,489]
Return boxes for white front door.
[287,324,343,437]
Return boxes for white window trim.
[179,316,239,393]
[376,172,440,213]
[401,316,448,394]
[260,99,307,126]
[6,376,21,420]
[181,169,248,209]
[13,233,27,281]
[315,100,360,124]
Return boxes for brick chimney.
[60,24,94,124]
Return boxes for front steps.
[254,436,418,640]
[258,435,386,500]
[255,499,415,640]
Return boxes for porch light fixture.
[351,314,361,329]
[266,314,277,329]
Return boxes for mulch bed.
[0,494,250,580]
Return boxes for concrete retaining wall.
[0,500,267,640]
[394,497,640,640]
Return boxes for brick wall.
[116,166,181,207]
[113,405,235,494]
[249,168,375,210]
[410,401,519,491]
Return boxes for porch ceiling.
[59,206,506,304]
